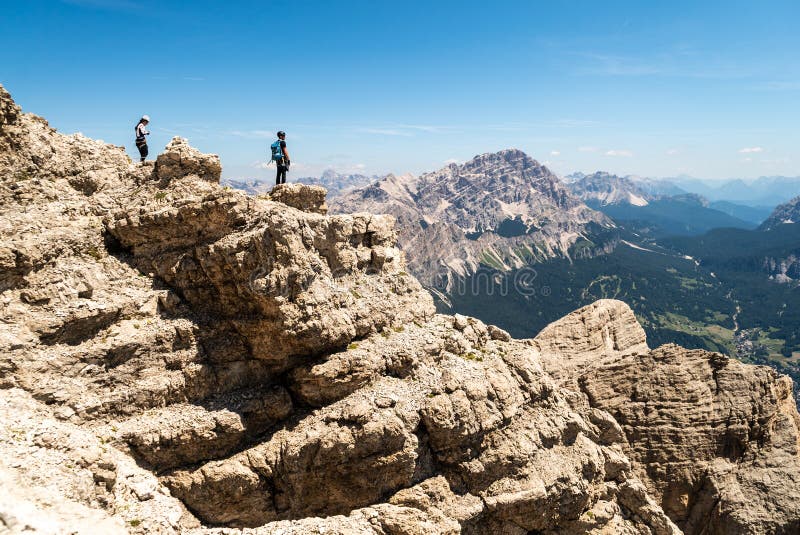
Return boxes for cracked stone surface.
[1,83,798,534]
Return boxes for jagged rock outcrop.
[164,314,678,534]
[104,166,429,365]
[1,84,799,535]
[535,300,800,534]
[267,181,328,214]
[155,137,222,183]
[534,299,649,386]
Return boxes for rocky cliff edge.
[1,84,798,535]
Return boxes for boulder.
[269,182,328,214]
[155,136,221,183]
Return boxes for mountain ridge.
[760,195,800,231]
[333,149,618,288]
[1,83,799,534]
[566,171,756,236]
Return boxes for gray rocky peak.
[760,195,800,230]
[568,171,654,207]
[333,149,616,288]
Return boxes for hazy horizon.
[3,0,799,181]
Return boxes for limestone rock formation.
[155,137,222,183]
[1,83,798,535]
[268,181,328,214]
[332,150,617,289]
[534,298,649,386]
[104,169,428,365]
[535,300,800,534]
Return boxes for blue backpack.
[270,139,284,162]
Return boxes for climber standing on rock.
[271,130,290,185]
[135,115,150,163]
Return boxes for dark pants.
[276,161,287,184]
[137,141,148,162]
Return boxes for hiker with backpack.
[135,115,150,163]
[270,131,290,185]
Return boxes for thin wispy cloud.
[666,149,680,155]
[320,153,353,162]
[359,124,461,136]
[356,121,597,138]
[324,163,368,174]
[550,151,561,156]
[230,130,275,139]
[606,149,633,157]
[552,119,599,128]
[738,147,764,154]
[62,0,140,10]
[578,52,662,76]
[397,124,460,134]
[578,146,599,153]
[359,128,414,137]
[572,48,756,80]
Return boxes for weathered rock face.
[1,83,798,535]
[535,300,800,534]
[164,315,678,535]
[104,167,431,365]
[268,182,328,214]
[155,136,221,183]
[535,298,649,386]
[332,150,617,289]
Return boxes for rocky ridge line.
[331,150,618,291]
[1,83,799,534]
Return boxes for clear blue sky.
[2,0,799,180]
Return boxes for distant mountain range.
[667,175,800,206]
[222,169,376,197]
[223,154,800,395]
[331,149,617,292]
[565,172,687,198]
[221,178,271,196]
[566,171,757,237]
[617,174,800,209]
[328,152,800,402]
[295,169,377,195]
[567,171,651,207]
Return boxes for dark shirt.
[278,140,287,166]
